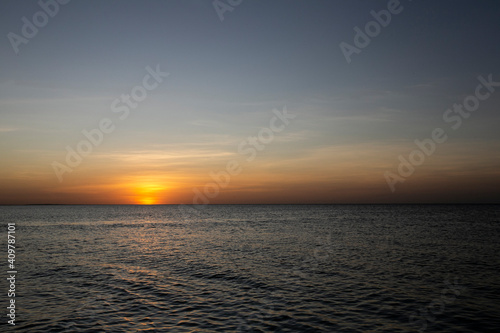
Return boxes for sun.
[132,183,166,205]
[138,197,157,205]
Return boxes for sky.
[1,0,500,204]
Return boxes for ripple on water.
[3,205,500,332]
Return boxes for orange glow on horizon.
[132,182,168,205]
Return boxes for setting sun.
[132,183,167,205]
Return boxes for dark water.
[1,205,499,332]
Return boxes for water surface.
[1,205,499,332]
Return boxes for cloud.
[0,127,17,132]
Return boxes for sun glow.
[132,183,167,205]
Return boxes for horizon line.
[1,203,499,206]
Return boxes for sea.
[0,204,499,332]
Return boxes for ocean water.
[1,204,499,332]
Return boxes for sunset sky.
[1,0,500,204]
